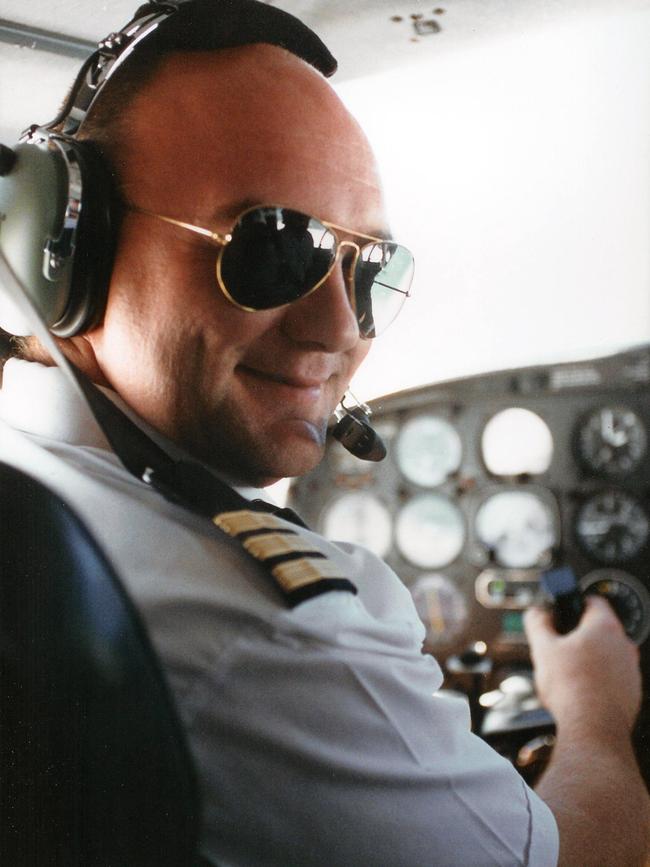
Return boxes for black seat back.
[0,462,200,866]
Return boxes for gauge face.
[475,490,556,569]
[576,406,646,475]
[481,408,553,477]
[409,573,469,646]
[321,492,392,557]
[395,494,465,568]
[575,490,649,563]
[580,569,650,644]
[395,415,462,487]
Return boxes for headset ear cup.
[0,142,72,336]
[50,139,118,337]
[0,139,117,338]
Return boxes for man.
[0,2,648,864]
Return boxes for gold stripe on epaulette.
[242,532,316,560]
[213,510,285,536]
[210,508,356,604]
[272,557,344,592]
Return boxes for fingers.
[523,604,553,634]
[523,605,556,656]
[565,594,626,633]
[583,594,616,615]
[525,594,641,730]
[525,594,632,648]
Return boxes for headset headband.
[0,0,337,338]
[26,0,337,141]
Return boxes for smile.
[237,365,328,397]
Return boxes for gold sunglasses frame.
[127,203,413,331]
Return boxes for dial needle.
[427,588,446,636]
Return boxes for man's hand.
[525,596,650,866]
[525,595,642,739]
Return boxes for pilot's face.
[88,47,387,485]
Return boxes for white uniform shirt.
[0,359,559,866]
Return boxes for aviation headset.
[0,0,336,338]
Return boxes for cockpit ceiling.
[1,0,647,80]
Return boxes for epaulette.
[214,509,358,608]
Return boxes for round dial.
[321,492,392,557]
[409,573,469,647]
[395,415,462,487]
[576,406,646,476]
[474,490,556,569]
[395,493,465,568]
[481,408,553,476]
[575,490,649,563]
[580,569,650,644]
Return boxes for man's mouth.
[236,365,334,447]
[237,365,329,394]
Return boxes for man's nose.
[281,252,361,351]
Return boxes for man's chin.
[254,419,328,484]
[192,413,330,486]
[286,416,328,447]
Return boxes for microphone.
[332,391,387,462]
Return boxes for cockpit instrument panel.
[481,408,553,477]
[289,344,650,694]
[574,490,649,563]
[575,406,647,476]
[321,491,392,558]
[473,488,557,569]
[395,493,465,568]
[580,569,650,645]
[409,573,470,648]
[395,414,462,486]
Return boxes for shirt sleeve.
[180,589,559,867]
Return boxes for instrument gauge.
[396,415,462,487]
[575,490,649,563]
[395,494,465,568]
[475,490,556,569]
[576,406,646,476]
[409,573,469,647]
[482,408,553,476]
[321,492,392,558]
[580,569,650,645]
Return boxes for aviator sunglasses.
[128,204,414,338]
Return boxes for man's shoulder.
[0,419,422,641]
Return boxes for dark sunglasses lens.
[218,207,336,310]
[354,242,414,337]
